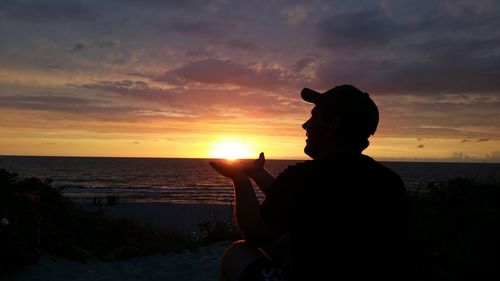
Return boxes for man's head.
[301,84,379,159]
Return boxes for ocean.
[1,156,499,205]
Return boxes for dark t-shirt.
[261,153,414,280]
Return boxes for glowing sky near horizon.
[1,0,500,162]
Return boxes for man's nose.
[302,120,308,130]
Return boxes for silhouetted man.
[210,85,413,281]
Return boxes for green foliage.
[411,177,500,280]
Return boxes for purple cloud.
[157,59,291,90]
[314,55,500,94]
[184,47,217,58]
[223,39,259,51]
[0,0,97,23]
[317,9,407,50]
[70,43,85,53]
[165,20,218,36]
[75,80,177,103]
[291,57,315,73]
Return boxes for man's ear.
[326,118,341,136]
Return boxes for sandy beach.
[74,200,234,233]
[1,201,235,281]
[1,241,230,281]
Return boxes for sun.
[209,140,254,160]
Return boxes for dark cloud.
[152,73,187,86]
[127,72,154,79]
[313,5,500,95]
[417,144,424,148]
[314,55,500,94]
[99,40,117,48]
[376,96,500,138]
[0,0,97,23]
[111,58,127,65]
[476,138,491,142]
[317,9,408,50]
[0,94,95,111]
[165,21,218,36]
[397,126,490,139]
[75,80,177,103]
[0,93,196,122]
[393,99,500,129]
[158,59,290,90]
[70,43,85,53]
[411,5,500,37]
[184,47,217,58]
[223,39,259,51]
[486,151,500,162]
[122,0,220,11]
[449,152,477,162]
[0,94,133,115]
[291,57,314,73]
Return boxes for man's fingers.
[209,161,222,170]
[256,152,265,166]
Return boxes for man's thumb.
[259,152,265,162]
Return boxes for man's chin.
[304,144,315,159]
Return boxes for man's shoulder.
[361,155,405,187]
[279,160,315,177]
[361,154,395,172]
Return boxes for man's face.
[302,106,333,159]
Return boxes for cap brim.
[301,88,322,103]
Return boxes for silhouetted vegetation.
[198,217,240,245]
[0,169,240,275]
[411,176,500,280]
[2,168,499,279]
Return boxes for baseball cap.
[301,84,379,137]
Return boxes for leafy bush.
[0,169,240,275]
[411,177,500,280]
[198,218,240,245]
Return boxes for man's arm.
[231,176,278,245]
[209,160,278,246]
[247,168,275,195]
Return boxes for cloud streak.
[156,59,297,90]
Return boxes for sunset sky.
[1,0,499,162]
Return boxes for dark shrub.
[0,170,199,275]
[411,177,500,280]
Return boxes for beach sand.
[1,201,235,281]
[2,241,230,281]
[75,200,234,233]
